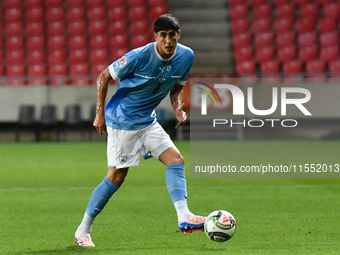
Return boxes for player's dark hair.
[154,14,180,33]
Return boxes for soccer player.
[75,14,205,247]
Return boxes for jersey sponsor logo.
[118,56,127,67]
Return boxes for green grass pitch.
[1,141,340,254]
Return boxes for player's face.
[155,30,181,58]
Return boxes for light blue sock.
[166,163,187,204]
[86,177,119,218]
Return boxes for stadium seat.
[26,22,44,36]
[306,59,327,83]
[5,0,21,7]
[91,62,107,75]
[67,20,86,35]
[107,0,125,7]
[297,31,318,47]
[27,50,46,64]
[49,63,68,86]
[89,35,109,49]
[108,20,128,35]
[87,0,105,7]
[234,45,254,62]
[232,32,252,48]
[277,45,297,62]
[26,7,44,22]
[47,0,64,7]
[260,59,280,73]
[296,17,316,33]
[128,5,148,21]
[131,33,150,48]
[48,49,67,64]
[70,63,90,86]
[228,0,247,6]
[320,30,339,47]
[87,6,106,20]
[128,0,146,6]
[67,6,86,21]
[68,35,88,49]
[253,4,272,19]
[69,49,88,64]
[252,18,272,33]
[255,31,275,47]
[47,21,66,36]
[255,45,275,62]
[110,47,129,62]
[329,59,340,72]
[27,35,45,50]
[90,49,109,63]
[229,3,249,20]
[107,6,127,21]
[109,34,129,48]
[46,7,64,21]
[249,0,267,6]
[88,20,107,35]
[317,18,337,33]
[47,35,67,50]
[27,64,47,86]
[295,0,312,6]
[15,105,38,142]
[276,3,295,18]
[272,0,291,5]
[320,45,339,62]
[236,60,256,74]
[5,36,24,50]
[231,18,251,34]
[5,22,23,36]
[323,2,340,20]
[299,3,319,18]
[299,44,318,61]
[282,59,303,82]
[317,0,333,5]
[148,0,167,7]
[130,20,149,34]
[7,65,26,85]
[5,7,23,22]
[276,31,296,47]
[274,17,294,33]
[25,0,43,7]
[150,5,168,20]
[6,50,24,64]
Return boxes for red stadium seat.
[5,7,23,22]
[228,0,247,6]
[297,31,318,47]
[67,20,86,35]
[272,0,291,5]
[276,3,295,18]
[128,5,148,21]
[27,50,46,64]
[107,6,127,21]
[27,35,45,50]
[296,17,316,33]
[109,34,129,48]
[48,50,67,64]
[131,33,150,48]
[110,47,129,62]
[49,63,68,86]
[229,4,249,20]
[69,49,88,64]
[249,0,267,6]
[256,45,275,62]
[260,59,280,73]
[6,50,24,64]
[231,18,251,34]
[26,22,44,36]
[87,0,105,7]
[295,0,312,6]
[320,30,339,47]
[88,6,106,20]
[25,0,43,7]
[234,45,254,62]
[278,45,297,62]
[148,0,167,7]
[88,20,107,35]
[323,2,340,20]
[274,17,294,33]
[27,64,47,86]
[236,60,256,74]
[5,0,22,7]
[255,31,275,47]
[107,0,125,7]
[91,62,108,76]
[317,0,333,5]
[131,20,149,34]
[299,3,319,18]
[276,31,296,47]
[253,4,272,19]
[128,0,146,6]
[252,18,272,33]
[90,49,109,63]
[299,44,318,61]
[48,35,67,50]
[306,59,327,82]
[90,35,109,49]
[320,45,339,62]
[46,7,64,21]
[70,63,90,86]
[232,32,252,48]
[329,59,340,72]
[150,5,168,20]
[68,35,88,49]
[317,18,337,33]
[67,6,86,21]
[6,36,24,50]
[47,0,64,7]
[108,20,128,35]
[282,59,303,82]
[5,22,23,36]
[26,7,44,22]
[47,21,66,36]
[7,64,25,86]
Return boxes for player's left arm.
[170,83,187,129]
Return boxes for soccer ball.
[204,210,236,242]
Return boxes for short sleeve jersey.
[106,42,194,131]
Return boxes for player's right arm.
[93,67,112,134]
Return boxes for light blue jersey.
[106,42,194,130]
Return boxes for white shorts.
[107,122,175,169]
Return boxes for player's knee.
[176,153,185,165]
[107,167,128,186]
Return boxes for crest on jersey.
[118,57,127,67]
[166,65,171,72]
[119,155,128,165]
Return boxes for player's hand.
[93,114,106,134]
[175,103,187,129]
